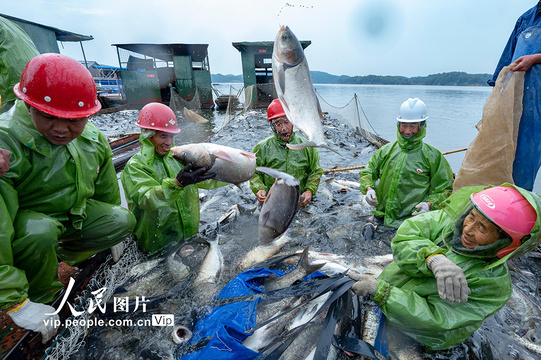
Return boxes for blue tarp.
[179,267,326,360]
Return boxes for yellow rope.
[324,148,468,173]
[107,133,141,137]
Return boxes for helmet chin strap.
[270,122,290,137]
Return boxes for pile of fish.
[73,24,541,360]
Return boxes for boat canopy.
[112,43,210,63]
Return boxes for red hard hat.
[13,53,101,119]
[471,186,537,258]
[267,99,287,122]
[136,102,180,133]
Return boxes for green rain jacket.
[0,16,39,114]
[0,101,121,310]
[250,132,323,196]
[120,134,225,254]
[371,184,541,350]
[359,124,453,228]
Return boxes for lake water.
[213,83,541,193]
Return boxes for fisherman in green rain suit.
[359,98,453,228]
[0,54,136,343]
[250,99,323,207]
[349,184,541,350]
[0,15,39,115]
[121,103,224,254]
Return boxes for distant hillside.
[213,71,492,86]
[211,73,243,83]
[312,71,492,86]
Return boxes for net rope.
[42,237,146,360]
[219,85,388,148]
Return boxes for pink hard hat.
[136,102,180,134]
[471,186,537,258]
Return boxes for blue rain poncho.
[489,3,541,190]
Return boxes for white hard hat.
[396,98,429,122]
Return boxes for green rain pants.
[12,199,136,303]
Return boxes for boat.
[214,94,239,110]
[108,133,141,171]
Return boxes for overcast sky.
[2,0,537,77]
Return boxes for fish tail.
[321,144,341,156]
[286,142,315,150]
[299,246,325,276]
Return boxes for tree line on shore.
[212,71,492,86]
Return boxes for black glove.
[176,163,215,187]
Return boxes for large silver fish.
[194,229,223,286]
[264,246,325,292]
[237,229,295,271]
[272,25,337,154]
[257,166,300,244]
[171,143,256,187]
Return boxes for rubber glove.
[175,163,215,187]
[427,255,470,303]
[412,202,430,216]
[365,189,378,206]
[110,241,125,263]
[8,299,60,343]
[348,273,378,297]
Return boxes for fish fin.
[184,108,209,123]
[240,151,257,159]
[260,209,271,224]
[263,182,275,205]
[287,142,341,156]
[211,149,237,163]
[237,203,258,214]
[286,142,313,150]
[274,61,286,98]
[256,166,300,187]
[316,96,324,120]
[297,194,304,211]
[298,246,326,276]
[321,144,341,156]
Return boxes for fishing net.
[453,65,524,191]
[214,85,244,133]
[216,84,387,150]
[243,85,255,111]
[170,86,202,113]
[316,90,388,148]
[42,238,146,360]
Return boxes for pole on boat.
[79,41,88,69]
[323,147,468,173]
